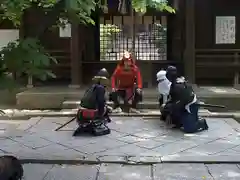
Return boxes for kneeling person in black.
[73,68,112,136]
[164,66,209,133]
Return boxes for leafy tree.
[0,0,174,27]
[132,0,175,14]
[0,0,174,88]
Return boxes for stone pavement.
[22,163,240,180]
[1,116,240,163]
[1,108,239,120]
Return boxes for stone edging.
[19,155,240,165]
[0,111,239,120]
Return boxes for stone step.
[62,100,208,110]
[0,108,212,119]
[2,108,238,119]
[58,108,211,117]
[62,100,159,109]
[16,87,240,110]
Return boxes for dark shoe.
[160,114,166,121]
[203,119,209,130]
[172,124,182,129]
[106,117,111,123]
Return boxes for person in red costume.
[109,50,143,113]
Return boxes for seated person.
[163,66,209,133]
[109,50,143,113]
[73,68,112,136]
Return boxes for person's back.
[80,84,106,117]
[80,85,98,110]
[169,78,195,108]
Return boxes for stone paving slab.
[0,117,240,163]
[22,163,240,180]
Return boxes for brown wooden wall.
[195,0,240,85]
[38,27,71,85]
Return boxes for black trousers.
[109,88,142,109]
[160,102,182,127]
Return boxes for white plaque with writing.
[216,16,236,44]
[59,18,71,38]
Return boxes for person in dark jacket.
[73,68,112,136]
[163,66,209,133]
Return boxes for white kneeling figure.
[156,70,171,105]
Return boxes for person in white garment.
[156,70,171,107]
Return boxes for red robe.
[111,58,142,89]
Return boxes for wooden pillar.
[183,0,195,83]
[69,22,81,88]
[168,0,184,62]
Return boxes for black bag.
[80,85,97,109]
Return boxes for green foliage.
[0,0,174,27]
[132,0,175,14]
[0,0,106,27]
[0,0,58,26]
[0,38,58,82]
[100,24,121,59]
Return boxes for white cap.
[156,70,167,81]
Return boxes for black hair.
[0,156,23,180]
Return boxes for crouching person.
[109,50,143,113]
[73,68,112,136]
[0,155,23,180]
[164,66,209,133]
